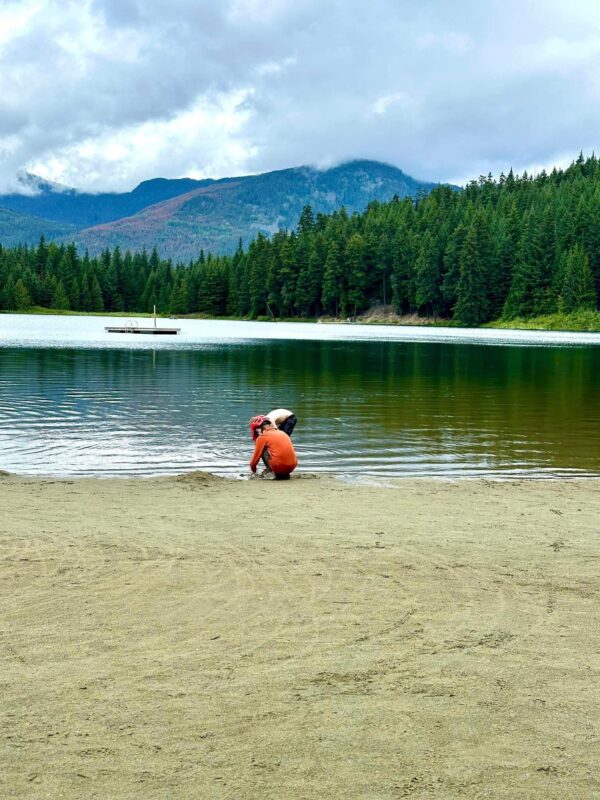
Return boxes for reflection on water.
[0,338,598,478]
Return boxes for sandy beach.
[1,473,599,799]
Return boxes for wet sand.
[1,473,599,799]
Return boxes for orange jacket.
[250,428,298,474]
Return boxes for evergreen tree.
[169,275,189,315]
[13,279,32,310]
[89,276,105,312]
[321,241,344,316]
[51,280,70,310]
[121,250,137,310]
[140,272,158,313]
[297,205,315,237]
[454,222,489,326]
[414,231,440,316]
[376,231,394,306]
[503,212,542,319]
[248,233,270,317]
[199,264,227,316]
[391,225,415,314]
[226,240,247,316]
[278,235,298,316]
[1,150,599,325]
[559,244,596,313]
[441,222,467,314]
[1,277,16,310]
[345,233,366,317]
[101,248,123,311]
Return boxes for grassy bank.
[486,309,600,332]
[1,306,158,318]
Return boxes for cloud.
[372,92,415,117]
[28,89,257,188]
[1,0,600,192]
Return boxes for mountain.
[0,161,440,261]
[0,207,76,248]
[0,172,211,227]
[70,161,438,261]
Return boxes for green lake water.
[0,315,598,478]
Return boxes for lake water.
[0,314,599,479]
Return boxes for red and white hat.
[249,414,268,441]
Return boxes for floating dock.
[105,325,180,335]
[105,306,181,335]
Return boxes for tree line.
[0,152,599,325]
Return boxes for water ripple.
[0,321,599,478]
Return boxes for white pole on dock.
[153,304,157,329]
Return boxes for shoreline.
[2,468,600,483]
[2,474,599,798]
[2,306,600,334]
[3,312,600,353]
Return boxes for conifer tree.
[1,151,600,325]
[441,223,467,314]
[533,205,559,314]
[376,232,394,306]
[169,275,189,315]
[1,276,16,310]
[80,274,92,311]
[391,225,415,314]
[13,279,32,310]
[121,250,137,310]
[503,212,541,319]
[226,241,246,316]
[51,279,70,310]
[248,233,270,317]
[140,272,158,313]
[90,276,104,312]
[414,231,440,316]
[345,233,366,317]
[278,235,298,317]
[454,222,489,326]
[264,231,285,316]
[559,244,596,313]
[321,241,343,316]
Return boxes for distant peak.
[329,159,406,173]
[15,171,73,196]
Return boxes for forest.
[0,153,599,326]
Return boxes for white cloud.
[255,57,297,77]
[416,31,471,55]
[372,92,410,116]
[1,0,600,192]
[28,89,257,190]
[0,0,41,48]
[227,0,300,24]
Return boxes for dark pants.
[279,414,297,437]
[261,449,292,479]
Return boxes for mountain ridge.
[0,206,76,248]
[0,160,443,261]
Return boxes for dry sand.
[1,473,599,799]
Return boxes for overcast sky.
[1,0,600,193]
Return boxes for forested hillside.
[0,173,206,227]
[1,154,599,326]
[68,161,437,261]
[0,161,436,261]
[0,207,76,248]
